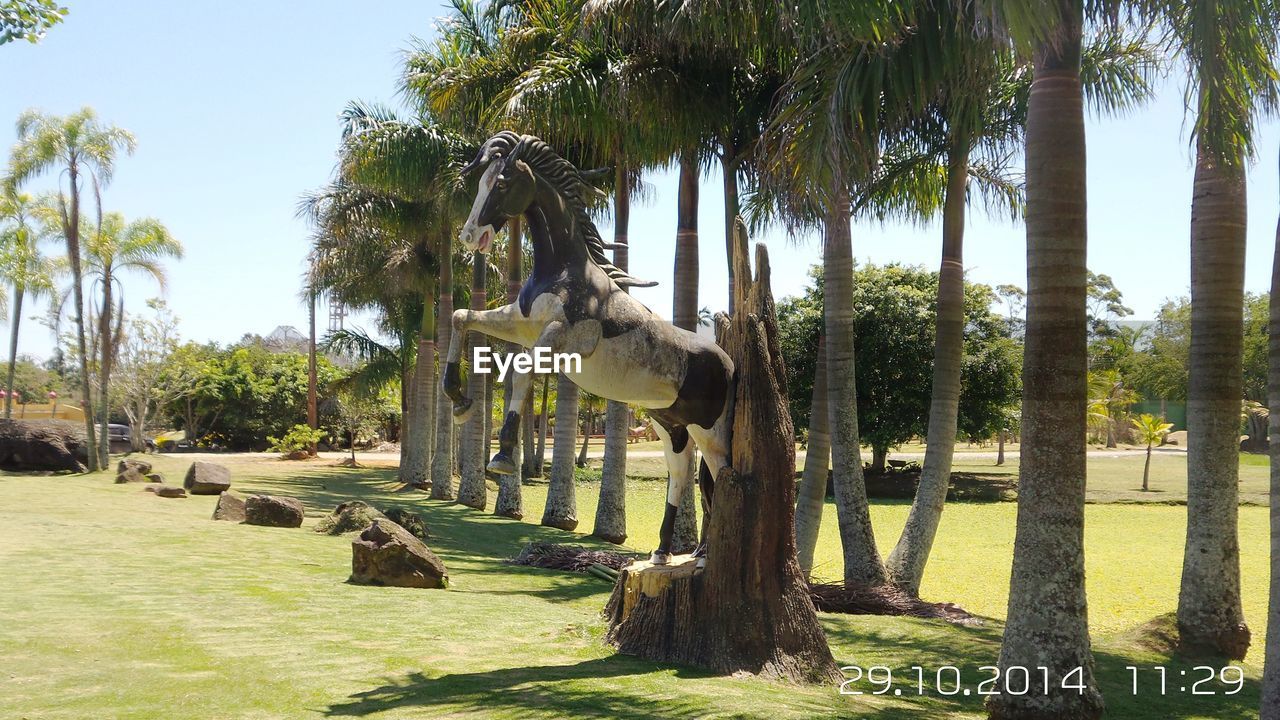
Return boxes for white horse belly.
[569,338,679,409]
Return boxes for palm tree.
[6,108,136,471]
[0,189,56,419]
[81,212,182,467]
[988,2,1105,716]
[542,372,579,530]
[1131,413,1173,492]
[1171,0,1278,661]
[793,334,828,579]
[1262,146,1280,720]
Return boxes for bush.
[267,424,324,458]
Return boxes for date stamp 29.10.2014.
[837,664,1246,697]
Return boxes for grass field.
[0,452,1268,719]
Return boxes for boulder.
[1165,430,1188,447]
[0,419,89,473]
[350,519,448,589]
[118,458,152,475]
[146,473,164,483]
[244,494,305,528]
[383,507,430,541]
[184,462,231,495]
[212,492,246,522]
[315,501,385,535]
[115,466,152,483]
[147,485,187,498]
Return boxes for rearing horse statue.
[442,131,734,565]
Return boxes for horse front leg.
[488,321,566,476]
[441,303,531,424]
[650,420,694,566]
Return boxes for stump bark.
[605,227,840,683]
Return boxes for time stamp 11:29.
[837,665,1246,697]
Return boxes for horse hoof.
[695,555,706,569]
[486,453,517,476]
[452,399,474,424]
[691,543,707,558]
[649,550,671,566]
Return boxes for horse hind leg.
[688,422,730,567]
[650,421,694,566]
[486,366,538,476]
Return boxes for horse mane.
[488,131,657,289]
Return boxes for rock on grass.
[244,494,304,528]
[184,462,231,495]
[382,507,430,541]
[212,492,246,522]
[350,519,448,589]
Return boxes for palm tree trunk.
[5,287,22,419]
[542,372,579,530]
[1143,444,1152,491]
[1177,137,1250,660]
[307,291,318,454]
[988,5,1103,716]
[67,164,98,471]
[457,253,487,509]
[823,190,885,586]
[495,217,524,518]
[401,284,435,487]
[596,164,631,544]
[795,334,830,579]
[1260,164,1280,718]
[97,268,113,468]
[577,418,590,466]
[430,250,456,500]
[996,429,1006,465]
[886,130,970,595]
[536,376,549,474]
[669,150,700,552]
[720,145,738,311]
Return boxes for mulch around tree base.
[808,581,980,625]
[509,541,641,573]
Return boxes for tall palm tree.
[0,189,56,418]
[6,108,135,471]
[82,212,182,466]
[336,103,467,489]
[1171,0,1278,660]
[793,334,828,579]
[987,1,1104,716]
[1262,147,1280,720]
[542,372,579,530]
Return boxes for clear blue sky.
[3,1,1279,360]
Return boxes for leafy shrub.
[267,424,324,457]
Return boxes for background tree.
[6,107,136,471]
[1131,413,1173,492]
[0,0,67,45]
[81,211,182,468]
[113,299,180,451]
[0,188,56,417]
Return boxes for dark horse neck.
[518,176,591,316]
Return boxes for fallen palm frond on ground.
[509,541,639,582]
[808,581,979,625]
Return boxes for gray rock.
[244,494,304,528]
[350,519,448,589]
[184,462,231,495]
[118,458,152,475]
[212,491,246,522]
[145,473,164,483]
[0,419,88,473]
[150,485,187,498]
[115,466,151,483]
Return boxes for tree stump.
[605,225,840,683]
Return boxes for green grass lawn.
[0,452,1268,719]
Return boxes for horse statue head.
[457,131,656,289]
